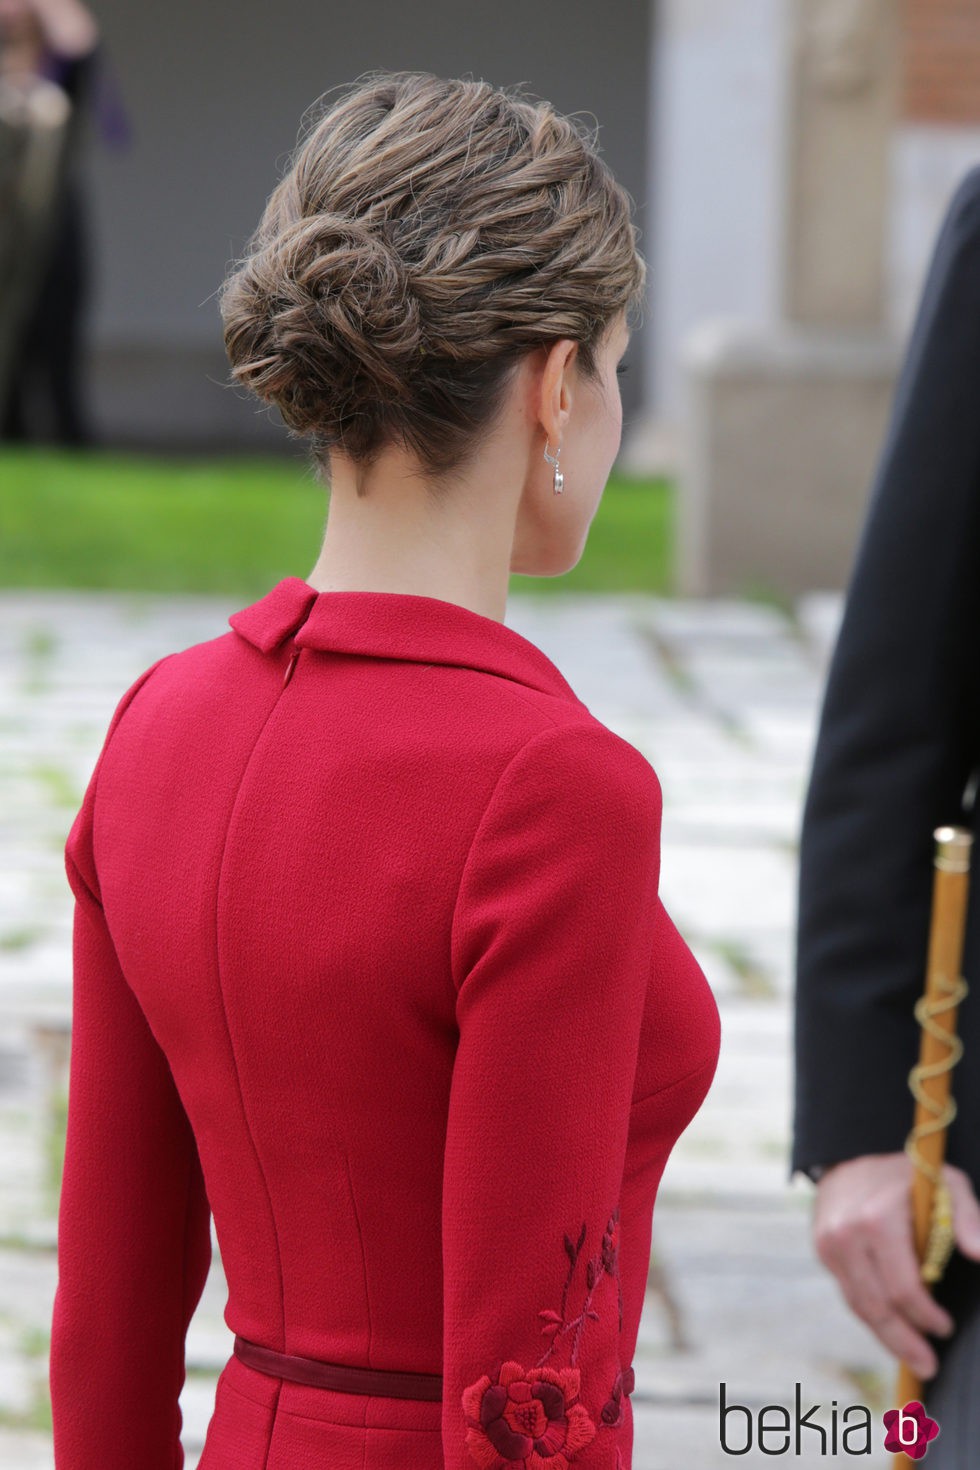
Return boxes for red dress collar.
[228,577,585,705]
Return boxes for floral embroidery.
[599,1367,627,1429]
[461,1360,596,1469]
[462,1203,627,1466]
[536,1206,622,1371]
[600,1208,623,1334]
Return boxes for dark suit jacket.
[792,167,980,1287]
[49,577,721,1469]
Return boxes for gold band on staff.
[893,824,971,1470]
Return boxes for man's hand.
[813,1153,980,1378]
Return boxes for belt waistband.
[234,1335,444,1400]
[233,1335,635,1403]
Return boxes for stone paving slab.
[0,583,908,1470]
[635,1201,897,1468]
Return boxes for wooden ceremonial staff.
[892,824,972,1470]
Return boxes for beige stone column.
[782,0,902,328]
[678,0,905,598]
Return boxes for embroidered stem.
[535,1205,622,1371]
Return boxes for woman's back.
[51,575,720,1468]
[50,66,722,1469]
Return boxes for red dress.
[49,577,721,1469]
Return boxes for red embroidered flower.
[601,1208,620,1277]
[599,1367,627,1429]
[462,1360,597,1468]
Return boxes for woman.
[49,70,721,1470]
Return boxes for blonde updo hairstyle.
[219,69,646,493]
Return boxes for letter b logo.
[882,1401,940,1458]
[897,1409,919,1447]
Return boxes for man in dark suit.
[792,165,980,1459]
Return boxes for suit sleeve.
[442,722,663,1470]
[50,660,212,1469]
[791,168,980,1181]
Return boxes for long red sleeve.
[50,666,213,1469]
[443,722,663,1469]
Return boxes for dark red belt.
[234,1335,445,1400]
[233,1334,635,1403]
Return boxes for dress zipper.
[282,648,300,687]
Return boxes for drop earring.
[544,440,564,495]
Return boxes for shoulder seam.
[447,719,641,997]
[449,723,576,998]
[69,652,175,909]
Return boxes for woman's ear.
[537,338,577,445]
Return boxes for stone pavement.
[0,585,905,1467]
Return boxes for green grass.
[0,447,675,598]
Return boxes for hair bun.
[218,70,644,477]
[221,211,422,436]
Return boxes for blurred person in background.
[0,0,69,412]
[0,0,128,446]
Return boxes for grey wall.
[83,0,651,451]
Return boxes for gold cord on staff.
[893,825,972,1470]
[906,970,968,1282]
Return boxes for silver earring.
[544,439,564,495]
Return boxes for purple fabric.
[38,40,132,148]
